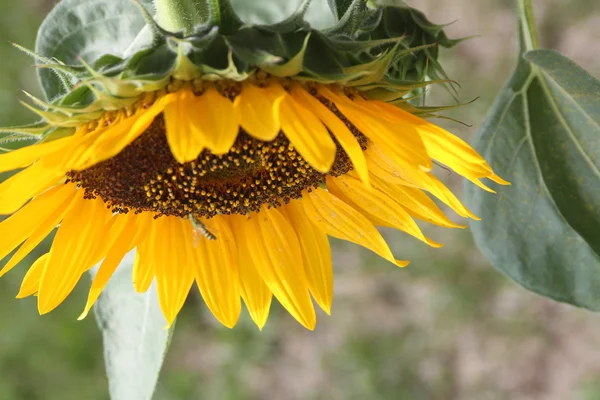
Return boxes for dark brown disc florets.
[67,92,367,219]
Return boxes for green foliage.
[34,0,154,101]
[29,0,457,112]
[2,0,600,399]
[465,1,600,311]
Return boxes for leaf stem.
[517,0,540,50]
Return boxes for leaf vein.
[46,9,144,63]
[537,72,600,179]
[523,87,599,256]
[506,134,528,174]
[481,73,535,156]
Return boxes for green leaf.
[228,0,334,28]
[92,253,173,400]
[228,0,302,25]
[465,49,600,310]
[35,0,153,101]
[256,0,312,33]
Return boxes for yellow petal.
[290,84,370,187]
[371,100,492,167]
[16,253,49,299]
[284,202,333,314]
[364,142,479,219]
[229,215,272,330]
[245,206,316,329]
[422,172,480,219]
[327,175,443,247]
[303,188,409,267]
[192,215,242,328]
[78,212,147,320]
[365,145,479,220]
[319,86,432,171]
[37,194,112,314]
[489,173,511,185]
[133,234,156,293]
[0,136,73,173]
[127,212,158,293]
[366,172,465,228]
[363,141,420,187]
[0,183,77,277]
[464,174,508,191]
[368,100,510,188]
[164,88,205,163]
[234,82,284,141]
[76,94,174,169]
[353,97,434,171]
[54,126,109,170]
[0,183,72,265]
[154,216,195,326]
[279,89,336,173]
[190,87,240,155]
[0,162,63,214]
[365,139,439,188]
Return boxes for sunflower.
[0,1,507,330]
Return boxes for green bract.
[2,0,459,142]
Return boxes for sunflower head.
[0,0,508,330]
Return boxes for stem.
[207,0,221,26]
[154,0,194,33]
[517,0,540,51]
[153,0,220,34]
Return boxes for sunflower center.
[68,112,366,218]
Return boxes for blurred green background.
[0,0,599,399]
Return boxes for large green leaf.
[92,253,173,400]
[35,0,153,101]
[465,48,600,310]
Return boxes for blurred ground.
[0,0,599,399]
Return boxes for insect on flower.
[189,214,217,242]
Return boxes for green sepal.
[170,38,204,80]
[326,0,357,20]
[0,121,50,138]
[42,127,78,142]
[391,98,479,115]
[357,78,455,97]
[0,121,69,150]
[260,32,313,77]
[213,0,244,35]
[325,0,375,36]
[20,0,460,124]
